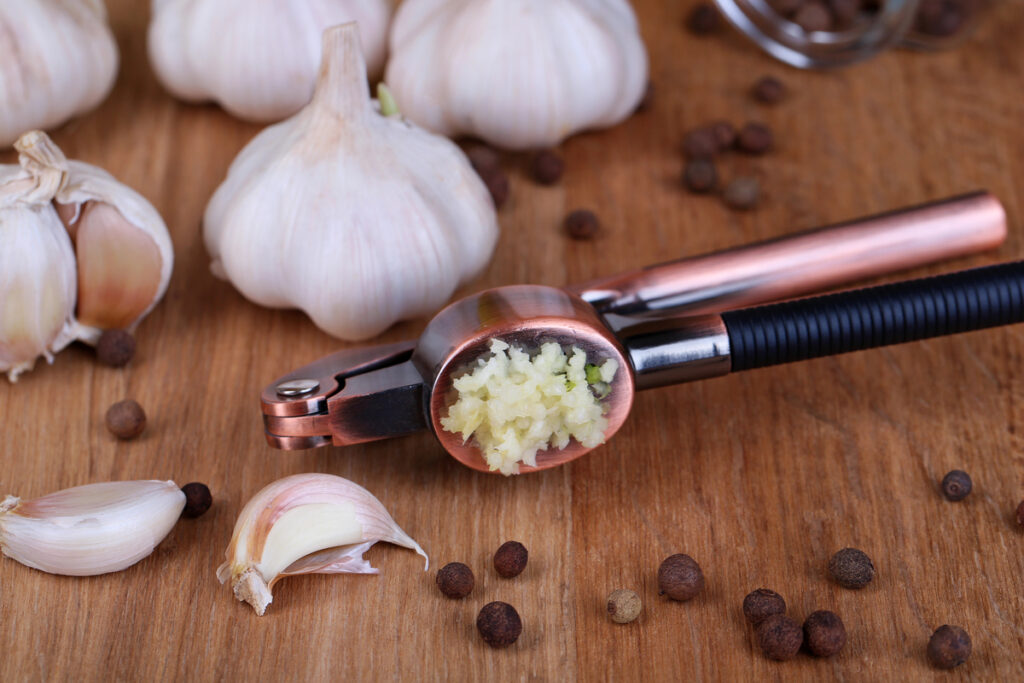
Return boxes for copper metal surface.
[571,191,1006,317]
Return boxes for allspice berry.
[752,76,786,105]
[436,562,475,599]
[657,553,704,601]
[530,150,564,185]
[606,589,642,624]
[940,469,972,501]
[564,209,600,240]
[95,329,136,367]
[683,159,718,193]
[683,127,720,160]
[927,625,972,669]
[723,178,761,211]
[105,399,146,440]
[710,121,737,151]
[803,610,846,657]
[828,547,875,589]
[477,601,522,648]
[742,588,786,625]
[756,614,804,661]
[737,122,774,155]
[180,482,212,518]
[494,540,528,578]
[466,145,508,209]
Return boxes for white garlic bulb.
[148,0,394,122]
[0,480,186,576]
[0,0,119,148]
[0,131,174,380]
[204,23,499,341]
[385,0,649,150]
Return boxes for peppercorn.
[683,127,720,160]
[683,160,718,193]
[105,399,146,440]
[723,178,761,211]
[180,482,212,518]
[793,2,834,31]
[829,0,863,27]
[686,3,721,34]
[466,145,500,176]
[476,601,522,648]
[751,76,786,105]
[803,610,846,657]
[756,614,804,661]
[710,121,737,151]
[95,329,136,367]
[770,0,806,15]
[564,210,600,240]
[940,469,972,501]
[828,547,875,588]
[606,589,642,624]
[466,145,509,209]
[915,0,965,37]
[635,81,654,113]
[1016,499,1024,527]
[927,625,971,669]
[657,553,704,601]
[530,150,565,185]
[436,561,475,599]
[742,588,786,625]
[494,540,528,578]
[737,122,774,155]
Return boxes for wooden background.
[2,0,1023,680]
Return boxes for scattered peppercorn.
[180,482,212,518]
[710,121,737,151]
[477,601,522,648]
[606,589,642,624]
[530,150,565,185]
[915,0,967,37]
[940,469,972,501]
[686,3,722,34]
[436,562,475,599]
[793,2,834,31]
[657,553,705,601]
[828,547,875,588]
[752,76,786,105]
[803,610,847,657]
[635,81,654,113]
[466,145,508,208]
[737,122,774,155]
[105,399,146,440]
[95,329,136,367]
[564,209,600,240]
[1016,499,1024,527]
[683,127,720,159]
[494,540,528,578]
[723,177,761,211]
[756,614,804,661]
[683,159,718,193]
[927,625,972,669]
[742,588,786,625]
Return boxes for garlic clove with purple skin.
[217,473,428,616]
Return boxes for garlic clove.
[0,480,186,576]
[217,473,427,616]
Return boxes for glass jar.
[713,0,992,68]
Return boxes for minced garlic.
[440,339,618,475]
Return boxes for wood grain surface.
[2,1,1023,680]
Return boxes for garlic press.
[262,192,1016,473]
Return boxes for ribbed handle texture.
[722,262,1024,372]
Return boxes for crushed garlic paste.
[440,339,618,475]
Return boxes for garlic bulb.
[0,480,186,576]
[218,473,428,616]
[148,0,394,122]
[385,0,649,150]
[0,131,174,380]
[0,0,119,148]
[204,23,498,341]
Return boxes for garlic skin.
[148,0,394,122]
[0,0,118,148]
[218,473,428,616]
[0,481,186,576]
[204,23,498,341]
[385,0,649,150]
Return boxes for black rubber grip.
[721,261,1024,372]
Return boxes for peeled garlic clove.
[14,131,174,345]
[148,0,394,122]
[217,473,428,616]
[204,23,498,341]
[0,480,186,576]
[385,0,649,150]
[0,1,118,147]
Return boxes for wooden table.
[2,1,1022,680]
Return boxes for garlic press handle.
[573,192,1006,318]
